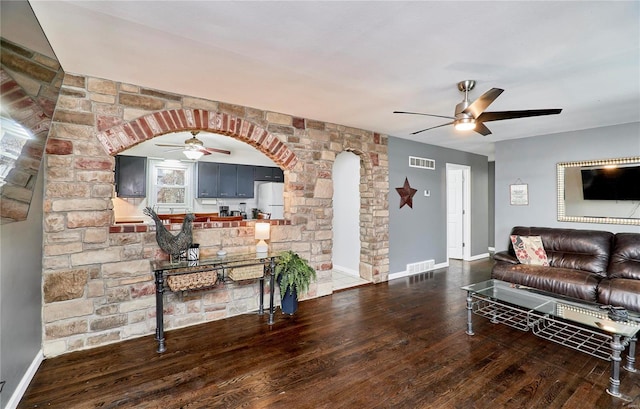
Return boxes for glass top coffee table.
[462,279,640,399]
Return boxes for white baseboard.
[465,252,490,262]
[388,270,408,280]
[5,350,43,409]
[388,261,449,281]
[333,265,360,277]
[432,261,449,271]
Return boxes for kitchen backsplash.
[113,181,270,222]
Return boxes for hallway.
[331,269,369,292]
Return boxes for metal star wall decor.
[396,177,417,209]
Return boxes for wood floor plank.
[18,258,639,408]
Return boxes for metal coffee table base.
[465,292,638,400]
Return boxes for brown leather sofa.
[492,226,640,313]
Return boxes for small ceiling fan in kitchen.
[394,80,562,136]
[155,131,231,160]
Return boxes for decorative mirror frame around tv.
[557,156,640,226]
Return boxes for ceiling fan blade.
[394,111,455,120]
[477,109,562,123]
[155,143,185,148]
[203,146,231,155]
[474,122,492,136]
[463,88,504,118]
[159,147,183,153]
[411,121,454,135]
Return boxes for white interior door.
[447,168,464,259]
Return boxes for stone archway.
[96,108,298,170]
[342,146,378,282]
[96,108,385,283]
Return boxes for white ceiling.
[124,131,279,165]
[27,1,640,159]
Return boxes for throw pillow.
[510,235,550,266]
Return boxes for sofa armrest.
[494,251,519,265]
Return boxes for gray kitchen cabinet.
[217,164,254,198]
[236,165,255,198]
[115,155,146,198]
[197,162,219,198]
[272,167,284,182]
[218,164,237,198]
[254,166,284,182]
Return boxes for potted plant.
[274,250,316,315]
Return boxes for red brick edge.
[109,219,291,234]
[97,109,298,170]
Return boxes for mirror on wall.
[1,1,64,224]
[557,156,640,225]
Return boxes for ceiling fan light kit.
[394,80,562,136]
[155,131,232,161]
[183,148,204,160]
[454,117,476,131]
[184,135,204,148]
[182,134,205,160]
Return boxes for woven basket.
[228,264,264,281]
[167,270,218,291]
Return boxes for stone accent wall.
[41,73,389,357]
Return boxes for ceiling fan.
[394,80,562,136]
[155,131,231,160]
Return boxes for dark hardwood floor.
[19,258,640,408]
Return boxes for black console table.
[151,252,277,353]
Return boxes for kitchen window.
[148,159,194,213]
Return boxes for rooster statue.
[143,207,195,262]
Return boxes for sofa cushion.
[607,233,640,280]
[506,226,613,277]
[597,278,640,313]
[491,263,600,302]
[494,251,519,265]
[510,235,549,266]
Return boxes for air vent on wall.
[406,259,435,275]
[409,156,435,170]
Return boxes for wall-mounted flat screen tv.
[581,165,640,201]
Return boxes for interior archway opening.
[331,150,369,291]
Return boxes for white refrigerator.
[257,182,284,219]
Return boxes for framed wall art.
[510,182,529,206]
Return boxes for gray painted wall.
[494,122,640,252]
[0,167,44,408]
[388,136,489,274]
[488,161,495,249]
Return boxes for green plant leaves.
[274,250,316,298]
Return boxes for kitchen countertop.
[115,214,245,224]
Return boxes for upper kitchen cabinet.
[254,166,284,182]
[115,155,146,198]
[197,162,219,198]
[236,165,255,197]
[217,164,255,198]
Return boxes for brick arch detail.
[96,109,298,170]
